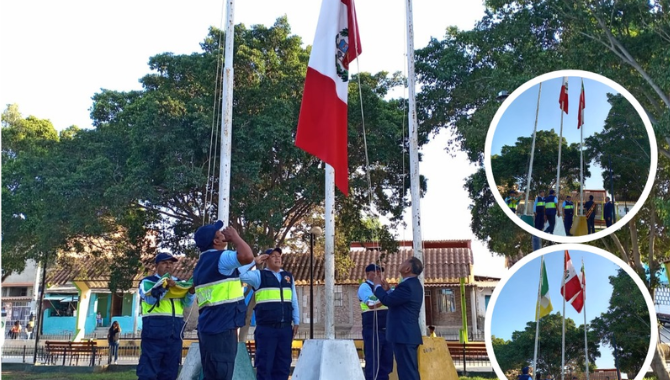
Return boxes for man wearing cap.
[373,257,424,380]
[358,264,393,380]
[544,189,560,234]
[192,221,254,380]
[137,252,196,380]
[505,190,520,215]
[533,190,546,232]
[239,248,299,380]
[562,195,575,236]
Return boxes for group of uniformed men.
[137,221,299,380]
[506,189,615,235]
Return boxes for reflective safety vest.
[544,195,557,215]
[535,196,546,214]
[139,275,188,339]
[140,275,185,318]
[563,201,574,215]
[359,281,388,330]
[506,197,518,209]
[193,250,247,334]
[254,270,294,325]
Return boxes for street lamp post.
[309,226,322,339]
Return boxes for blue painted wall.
[42,309,76,335]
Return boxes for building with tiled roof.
[41,239,498,341]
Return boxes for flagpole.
[556,106,564,199]
[218,0,235,226]
[583,259,589,380]
[325,165,335,339]
[524,83,542,215]
[405,0,426,336]
[561,252,567,380]
[579,79,584,216]
[533,256,544,374]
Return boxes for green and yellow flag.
[536,258,553,320]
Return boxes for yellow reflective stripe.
[564,205,574,209]
[141,300,184,317]
[141,312,174,318]
[196,278,244,308]
[255,288,292,304]
[546,202,556,208]
[536,202,545,206]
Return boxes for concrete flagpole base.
[292,339,364,380]
[178,342,255,380]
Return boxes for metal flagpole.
[218,0,235,226]
[579,78,584,216]
[583,259,589,380]
[325,166,335,339]
[524,83,542,215]
[533,256,544,374]
[556,105,565,199]
[561,252,567,380]
[405,0,426,336]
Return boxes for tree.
[591,269,652,376]
[491,313,599,377]
[585,94,652,203]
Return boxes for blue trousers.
[544,213,556,234]
[534,214,545,230]
[564,213,573,235]
[393,343,420,380]
[363,328,393,380]
[199,329,237,380]
[254,325,293,380]
[137,336,182,380]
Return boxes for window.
[2,287,28,297]
[334,285,343,307]
[438,289,456,313]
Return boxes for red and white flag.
[559,76,569,114]
[570,262,585,313]
[578,79,585,129]
[560,250,583,308]
[295,0,362,196]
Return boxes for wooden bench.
[44,341,101,366]
[446,341,489,362]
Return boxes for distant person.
[584,195,596,234]
[10,321,22,339]
[505,190,520,215]
[533,190,546,231]
[428,325,437,338]
[518,366,532,380]
[544,189,559,234]
[604,197,614,227]
[562,195,575,236]
[108,321,121,364]
[96,312,103,327]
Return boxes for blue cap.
[265,248,282,255]
[365,264,384,272]
[194,220,224,252]
[549,189,555,195]
[522,367,530,374]
[155,252,178,264]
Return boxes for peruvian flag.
[559,76,569,114]
[570,262,585,313]
[578,79,585,129]
[295,0,362,196]
[560,250,583,307]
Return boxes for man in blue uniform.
[373,257,424,380]
[544,189,559,234]
[561,195,575,236]
[239,248,299,380]
[137,252,196,380]
[358,264,393,380]
[192,221,254,380]
[533,190,546,232]
[505,190,520,215]
[604,197,614,227]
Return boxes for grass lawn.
[0,370,137,380]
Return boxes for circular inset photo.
[485,245,657,380]
[485,70,657,244]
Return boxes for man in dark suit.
[604,197,614,227]
[373,257,424,380]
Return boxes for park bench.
[446,341,490,371]
[44,340,102,366]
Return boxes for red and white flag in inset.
[295,0,362,196]
[578,79,585,129]
[559,76,569,114]
[560,250,583,311]
[570,262,585,313]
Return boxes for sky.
[0,1,508,277]
[489,249,649,369]
[491,76,626,192]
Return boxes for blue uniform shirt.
[239,265,300,326]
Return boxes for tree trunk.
[628,216,645,275]
[651,343,670,380]
[609,233,630,265]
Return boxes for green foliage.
[591,269,651,376]
[491,314,600,377]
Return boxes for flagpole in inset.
[405,0,426,336]
[533,256,544,374]
[561,251,567,380]
[524,83,542,215]
[218,0,235,226]
[582,259,589,380]
[579,79,584,216]
[556,77,568,198]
